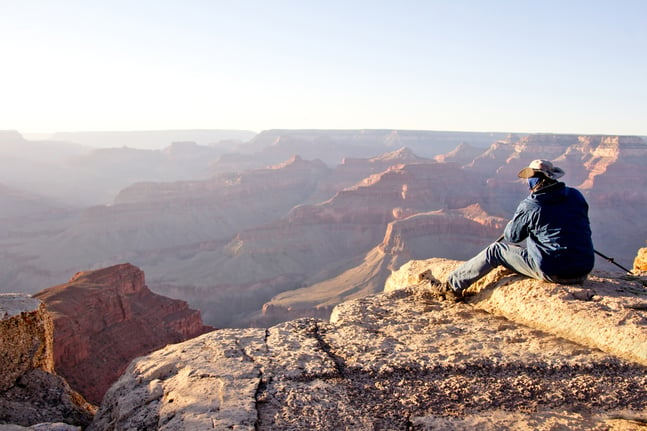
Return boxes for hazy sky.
[2,0,646,135]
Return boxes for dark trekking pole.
[594,249,633,274]
[594,250,646,290]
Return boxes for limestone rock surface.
[91,259,647,430]
[32,263,213,404]
[0,294,54,392]
[0,294,94,428]
[389,258,647,366]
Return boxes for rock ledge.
[90,259,647,430]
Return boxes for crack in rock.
[313,320,347,377]
[251,328,270,431]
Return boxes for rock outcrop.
[90,259,647,430]
[32,264,213,404]
[635,247,647,272]
[389,258,647,366]
[433,142,486,164]
[0,294,94,428]
[0,294,54,392]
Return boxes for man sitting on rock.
[432,159,595,301]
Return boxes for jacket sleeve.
[504,200,533,243]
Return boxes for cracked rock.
[89,258,647,430]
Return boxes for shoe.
[429,281,463,302]
[418,269,435,283]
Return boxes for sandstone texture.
[0,370,94,428]
[0,294,54,392]
[0,294,94,428]
[32,263,213,404]
[90,259,647,430]
[635,247,647,272]
[388,258,647,367]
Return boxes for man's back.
[516,183,594,277]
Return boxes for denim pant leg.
[447,242,546,292]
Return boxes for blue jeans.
[447,242,547,292]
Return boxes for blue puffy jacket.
[504,182,595,278]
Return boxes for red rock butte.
[33,263,213,404]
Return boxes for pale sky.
[1,0,646,135]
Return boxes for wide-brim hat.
[517,159,565,180]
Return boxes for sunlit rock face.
[0,294,54,392]
[0,293,94,427]
[89,258,647,431]
[33,263,213,404]
[635,247,647,272]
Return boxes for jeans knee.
[485,241,507,266]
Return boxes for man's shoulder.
[563,186,587,201]
[517,195,542,212]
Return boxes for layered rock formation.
[238,129,506,166]
[257,204,506,326]
[89,260,647,430]
[32,264,213,404]
[467,135,647,264]
[0,294,94,427]
[149,159,488,327]
[154,135,646,327]
[16,156,330,276]
[433,142,486,164]
[305,147,432,204]
[2,133,646,332]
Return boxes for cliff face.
[32,263,213,405]
[256,204,507,326]
[0,294,54,392]
[90,259,647,431]
[0,293,94,427]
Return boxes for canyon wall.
[1,132,645,330]
[33,263,213,404]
